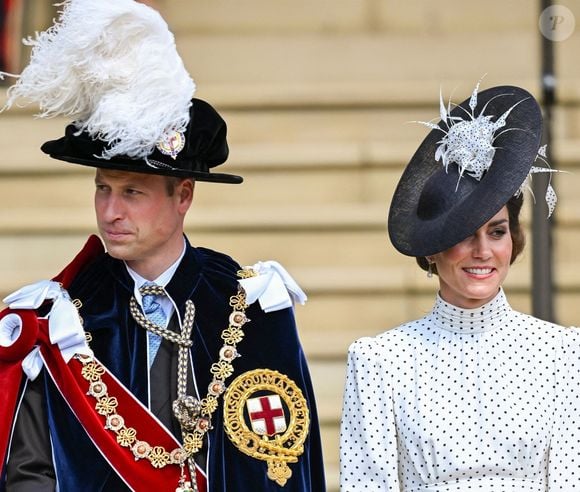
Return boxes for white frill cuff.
[2,280,92,380]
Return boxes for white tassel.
[2,0,195,160]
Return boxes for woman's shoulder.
[347,316,431,357]
[508,310,580,353]
[509,309,570,335]
[562,325,580,347]
[567,325,580,337]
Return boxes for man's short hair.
[164,176,192,196]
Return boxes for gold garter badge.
[223,369,310,486]
[156,130,186,159]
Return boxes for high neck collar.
[432,289,511,334]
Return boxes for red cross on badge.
[247,395,287,437]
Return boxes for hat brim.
[40,98,243,185]
[388,85,542,257]
[46,152,243,184]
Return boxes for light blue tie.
[140,282,165,368]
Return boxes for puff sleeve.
[340,338,400,491]
[547,327,580,488]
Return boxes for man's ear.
[178,179,195,211]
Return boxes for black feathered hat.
[1,0,242,184]
[388,84,545,257]
[41,98,241,184]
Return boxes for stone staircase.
[2,1,580,489]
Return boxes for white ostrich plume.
[1,0,196,160]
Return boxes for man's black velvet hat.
[388,85,543,257]
[41,98,242,184]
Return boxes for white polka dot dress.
[340,289,580,491]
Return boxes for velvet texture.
[40,98,242,184]
[0,310,39,469]
[41,238,325,491]
[0,235,105,486]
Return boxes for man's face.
[94,169,193,278]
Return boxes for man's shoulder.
[186,245,245,294]
[193,246,242,272]
[51,236,110,295]
[66,251,114,299]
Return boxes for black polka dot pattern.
[340,289,580,490]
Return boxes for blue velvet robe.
[5,240,326,491]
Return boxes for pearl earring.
[427,259,434,278]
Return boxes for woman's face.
[430,206,513,309]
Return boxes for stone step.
[4,102,580,163]
[0,39,542,111]
[298,287,580,359]
[325,463,339,492]
[0,203,579,285]
[0,104,490,166]
[163,0,537,36]
[0,152,401,209]
[26,0,538,43]
[181,31,540,108]
[1,243,578,335]
[179,24,580,109]
[8,4,580,109]
[295,260,580,357]
[1,115,580,210]
[311,362,342,482]
[0,159,578,213]
[0,192,578,228]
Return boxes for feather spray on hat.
[1,0,195,161]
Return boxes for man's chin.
[101,242,133,261]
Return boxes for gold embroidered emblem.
[223,369,310,486]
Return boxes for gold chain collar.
[76,268,256,491]
[130,283,194,348]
